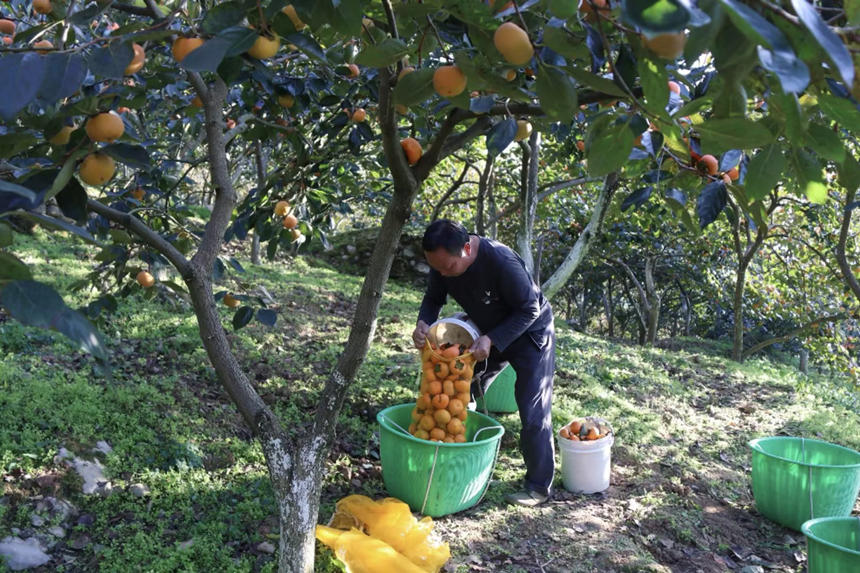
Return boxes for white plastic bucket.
[558,429,614,494]
[428,315,480,348]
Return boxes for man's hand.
[412,320,430,349]
[469,335,492,361]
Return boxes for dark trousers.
[472,323,556,495]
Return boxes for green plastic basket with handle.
[377,403,504,517]
[748,436,860,532]
[474,364,518,414]
[801,516,860,573]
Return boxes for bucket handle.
[419,425,505,516]
[472,425,504,442]
[473,427,503,509]
[856,516,860,552]
[802,436,815,519]
[420,444,441,515]
[379,413,412,437]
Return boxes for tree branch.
[742,313,849,360]
[87,199,192,279]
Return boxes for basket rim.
[748,436,860,469]
[801,516,860,557]
[376,403,504,447]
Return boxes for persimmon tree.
[2,0,859,571]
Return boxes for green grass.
[1,228,858,572]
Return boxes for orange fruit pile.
[408,341,475,443]
[559,417,611,441]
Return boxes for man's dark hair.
[422,219,469,254]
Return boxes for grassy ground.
[1,229,858,572]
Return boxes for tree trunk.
[475,153,494,235]
[578,288,587,332]
[677,281,692,336]
[613,260,650,346]
[430,160,472,221]
[603,278,614,337]
[731,260,749,361]
[541,171,619,299]
[799,348,809,374]
[835,187,860,304]
[644,257,660,345]
[487,169,498,240]
[251,140,265,265]
[516,131,540,276]
[730,197,774,362]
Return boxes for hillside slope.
[0,230,857,572]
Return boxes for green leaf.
[817,94,860,135]
[789,148,827,204]
[0,180,37,202]
[696,118,775,153]
[0,53,47,121]
[47,150,88,201]
[566,67,627,98]
[535,66,577,122]
[202,2,246,35]
[773,91,805,142]
[232,306,255,330]
[745,144,785,200]
[0,223,12,248]
[37,53,87,104]
[661,122,689,161]
[102,143,151,170]
[548,0,578,19]
[486,118,517,157]
[181,27,258,72]
[0,279,108,361]
[67,2,106,25]
[393,68,435,107]
[355,38,409,67]
[0,252,32,284]
[757,46,810,94]
[282,33,327,63]
[790,0,854,88]
[637,56,668,115]
[805,123,845,163]
[676,96,712,118]
[720,0,792,52]
[586,115,635,177]
[847,0,860,25]
[623,0,690,34]
[86,42,134,80]
[15,212,101,246]
[0,132,39,158]
[838,153,860,194]
[541,26,591,62]
[711,81,748,119]
[256,308,277,326]
[696,181,728,229]
[55,178,88,224]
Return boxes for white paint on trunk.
[266,437,291,475]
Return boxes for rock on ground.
[0,536,51,571]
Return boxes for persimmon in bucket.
[410,339,474,443]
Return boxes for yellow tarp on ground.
[315,495,450,573]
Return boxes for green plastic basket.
[802,517,860,573]
[377,403,504,517]
[748,437,860,531]
[474,364,518,414]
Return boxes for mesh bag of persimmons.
[408,341,475,443]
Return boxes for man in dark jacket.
[411,219,555,507]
